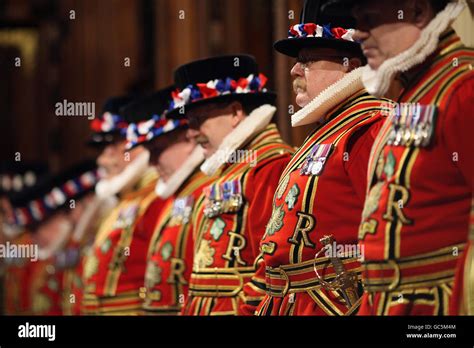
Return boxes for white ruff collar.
[362,1,465,97]
[95,150,151,199]
[292,67,364,127]
[1,222,23,239]
[155,146,204,199]
[200,104,276,176]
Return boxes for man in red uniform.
[241,0,387,316]
[6,161,100,315]
[0,162,48,315]
[121,87,212,315]
[81,97,162,315]
[2,233,34,315]
[167,55,294,315]
[61,173,115,316]
[342,0,474,315]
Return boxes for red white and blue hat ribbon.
[288,23,355,41]
[9,169,101,227]
[168,73,268,112]
[126,114,188,150]
[90,112,128,135]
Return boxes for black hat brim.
[274,36,362,58]
[85,132,124,148]
[166,91,277,119]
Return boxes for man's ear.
[230,102,245,128]
[413,0,435,29]
[347,57,362,72]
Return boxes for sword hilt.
[314,235,360,308]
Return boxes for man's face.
[291,48,350,107]
[352,0,430,70]
[146,131,196,181]
[97,140,141,179]
[186,103,245,158]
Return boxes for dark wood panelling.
[2,0,319,171]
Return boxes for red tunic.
[182,124,293,315]
[61,240,88,316]
[30,230,94,316]
[29,256,65,316]
[244,91,385,316]
[142,170,212,315]
[358,30,474,315]
[450,200,474,315]
[82,170,164,315]
[62,197,116,315]
[3,233,34,315]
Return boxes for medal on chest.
[386,103,437,147]
[169,195,194,226]
[113,204,139,229]
[300,143,334,176]
[203,179,243,218]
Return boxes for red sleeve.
[238,253,266,315]
[441,76,474,190]
[443,78,474,315]
[245,155,291,266]
[344,118,384,202]
[238,154,291,315]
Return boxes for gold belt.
[188,267,255,297]
[362,243,465,292]
[265,256,362,298]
